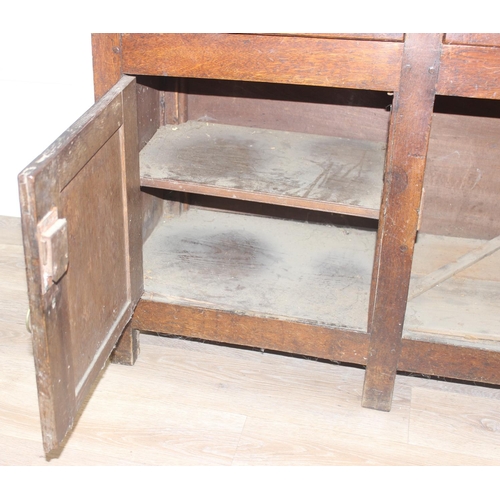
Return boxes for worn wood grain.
[140,208,376,332]
[136,78,161,151]
[405,277,500,347]
[409,387,500,460]
[438,44,500,99]
[133,301,370,367]
[140,122,385,218]
[56,87,123,190]
[161,78,188,126]
[399,338,500,385]
[363,34,443,411]
[422,112,500,239]
[91,33,122,101]
[121,33,403,91]
[410,232,500,282]
[276,33,405,42]
[408,235,500,300]
[187,89,391,142]
[444,33,500,47]
[17,76,142,453]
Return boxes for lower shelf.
[404,232,500,352]
[142,206,376,333]
[136,205,500,385]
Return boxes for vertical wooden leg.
[110,321,140,365]
[362,33,443,410]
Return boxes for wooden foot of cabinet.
[110,322,140,366]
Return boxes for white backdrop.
[0,32,94,216]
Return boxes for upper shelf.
[140,122,386,219]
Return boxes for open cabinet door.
[18,75,143,453]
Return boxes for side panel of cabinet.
[18,75,142,453]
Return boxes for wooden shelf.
[142,207,377,333]
[404,233,500,351]
[140,122,385,219]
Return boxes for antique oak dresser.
[18,34,500,453]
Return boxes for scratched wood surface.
[141,207,500,352]
[142,207,377,332]
[404,233,500,349]
[17,76,143,453]
[3,216,500,465]
[140,122,386,218]
[121,33,403,91]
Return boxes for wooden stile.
[362,33,443,410]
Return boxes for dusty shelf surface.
[140,121,385,218]
[404,232,500,351]
[142,207,377,332]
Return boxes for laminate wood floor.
[2,215,500,466]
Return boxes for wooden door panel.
[18,75,142,453]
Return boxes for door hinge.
[37,207,69,293]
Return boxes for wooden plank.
[331,33,404,42]
[422,112,500,240]
[121,33,403,91]
[445,33,500,47]
[362,34,443,411]
[277,33,405,42]
[408,235,500,300]
[91,33,122,101]
[136,78,161,151]
[133,301,370,367]
[141,208,376,332]
[409,387,500,461]
[57,90,123,190]
[59,132,131,406]
[405,277,500,346]
[410,232,500,282]
[162,78,188,126]
[437,44,500,99]
[140,122,385,218]
[399,339,500,385]
[112,74,144,366]
[185,79,392,143]
[121,75,143,309]
[132,300,500,388]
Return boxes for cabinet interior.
[134,75,500,355]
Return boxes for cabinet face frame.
[18,75,143,453]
